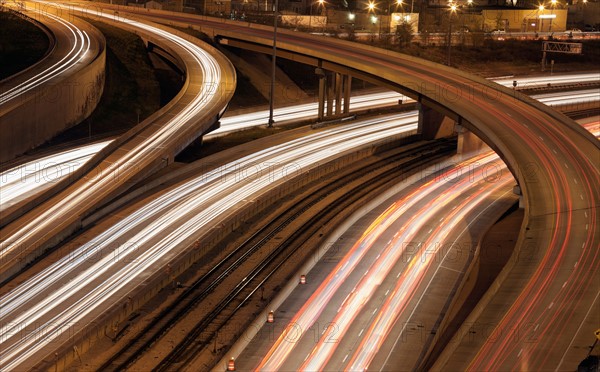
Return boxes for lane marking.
[440,265,462,274]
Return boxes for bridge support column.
[326,72,334,117]
[316,68,326,121]
[417,102,456,140]
[343,75,352,114]
[456,125,489,157]
[335,73,343,115]
[513,185,525,209]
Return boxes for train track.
[98,138,456,371]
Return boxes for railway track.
[97,138,456,371]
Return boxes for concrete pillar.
[335,73,342,116]
[316,68,326,121]
[456,125,489,156]
[343,75,352,114]
[513,185,525,209]
[326,72,334,117]
[417,102,456,140]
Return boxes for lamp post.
[367,1,377,39]
[388,0,403,36]
[268,0,279,127]
[318,0,326,33]
[538,4,545,32]
[446,3,457,66]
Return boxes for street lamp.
[446,3,457,66]
[318,0,326,33]
[388,0,403,35]
[268,0,279,127]
[367,1,377,39]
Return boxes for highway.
[0,140,111,212]
[0,3,236,283]
[0,112,421,370]
[252,152,515,371]
[2,84,597,213]
[236,120,599,371]
[116,12,600,369]
[2,4,598,368]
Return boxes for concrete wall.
[0,24,106,163]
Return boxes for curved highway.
[109,11,600,369]
[3,84,596,214]
[0,4,236,283]
[234,120,598,371]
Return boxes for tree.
[395,21,413,47]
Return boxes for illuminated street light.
[268,0,279,127]
[317,0,326,33]
[367,1,376,12]
[348,12,355,20]
[539,4,544,10]
[446,4,457,66]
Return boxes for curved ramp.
[0,6,236,285]
[0,6,106,163]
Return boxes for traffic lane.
[256,152,505,371]
[0,140,112,212]
[465,209,599,371]
[369,186,518,372]
[312,175,515,371]
[254,156,480,371]
[436,120,599,370]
